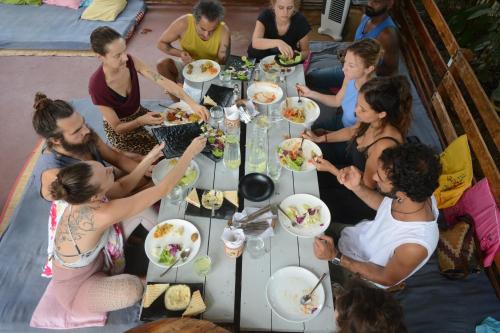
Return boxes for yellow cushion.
[81,0,127,22]
[433,135,473,209]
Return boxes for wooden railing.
[393,0,500,296]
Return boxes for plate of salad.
[223,55,256,81]
[152,158,200,188]
[274,51,304,67]
[201,123,225,161]
[277,138,322,172]
[278,194,330,238]
[280,97,320,126]
[260,55,295,77]
[163,101,201,126]
[145,219,201,268]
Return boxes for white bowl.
[266,266,325,323]
[278,138,322,172]
[247,81,283,105]
[280,97,320,126]
[278,193,331,238]
[152,158,200,187]
[144,219,201,268]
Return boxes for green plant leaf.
[467,8,492,20]
[492,83,500,102]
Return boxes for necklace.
[391,199,428,215]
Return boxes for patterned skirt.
[103,106,157,156]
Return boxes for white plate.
[280,97,320,126]
[278,193,331,238]
[162,101,200,126]
[278,138,322,172]
[183,59,220,83]
[247,81,283,105]
[266,266,325,323]
[151,158,200,187]
[145,219,201,268]
[259,55,295,77]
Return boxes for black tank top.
[347,136,400,171]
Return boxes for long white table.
[146,66,335,332]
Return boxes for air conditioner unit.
[318,0,351,41]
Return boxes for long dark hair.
[354,75,412,141]
[32,92,74,149]
[50,163,100,204]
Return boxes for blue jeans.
[306,64,345,93]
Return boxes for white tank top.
[338,196,439,288]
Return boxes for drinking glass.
[268,104,283,123]
[165,185,184,205]
[193,255,212,277]
[210,106,224,128]
[246,236,266,259]
[219,70,232,82]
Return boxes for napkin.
[224,105,240,121]
[232,207,274,238]
[183,82,202,103]
[221,227,246,249]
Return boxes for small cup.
[219,70,232,82]
[193,254,212,277]
[224,243,244,258]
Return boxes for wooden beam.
[449,52,500,150]
[431,92,458,145]
[420,0,459,57]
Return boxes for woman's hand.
[296,84,313,98]
[141,143,165,166]
[276,40,294,59]
[192,104,210,122]
[312,156,336,174]
[185,136,207,157]
[337,166,363,191]
[301,129,322,143]
[180,51,193,65]
[138,112,164,126]
[313,235,336,261]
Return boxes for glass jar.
[223,133,241,170]
[247,123,268,174]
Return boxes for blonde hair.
[346,38,384,69]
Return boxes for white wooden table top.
[146,67,335,332]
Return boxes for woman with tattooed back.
[88,26,209,156]
[31,138,206,324]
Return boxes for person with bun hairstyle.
[88,26,209,156]
[302,75,412,224]
[31,93,147,202]
[247,0,311,61]
[31,138,206,324]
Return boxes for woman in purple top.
[89,26,209,156]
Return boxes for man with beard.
[314,143,441,288]
[306,0,399,92]
[32,93,145,201]
[156,0,230,84]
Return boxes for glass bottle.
[247,123,268,174]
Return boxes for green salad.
[178,166,197,186]
[278,52,302,66]
[278,147,305,171]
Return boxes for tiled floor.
[0,4,336,212]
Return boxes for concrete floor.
[0,4,333,212]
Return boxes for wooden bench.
[393,0,500,297]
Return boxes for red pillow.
[443,178,499,267]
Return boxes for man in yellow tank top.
[157,0,231,84]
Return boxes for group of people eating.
[29,0,440,332]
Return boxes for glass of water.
[193,254,212,277]
[267,149,282,195]
[246,236,266,259]
[210,106,224,128]
[165,185,184,205]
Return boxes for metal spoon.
[160,247,191,277]
[300,273,327,305]
[296,83,302,103]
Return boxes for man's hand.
[313,235,337,260]
[276,40,294,59]
[337,166,363,191]
[180,51,193,65]
[138,112,164,126]
[311,156,336,174]
[192,104,210,122]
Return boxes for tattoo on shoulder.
[58,206,97,243]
